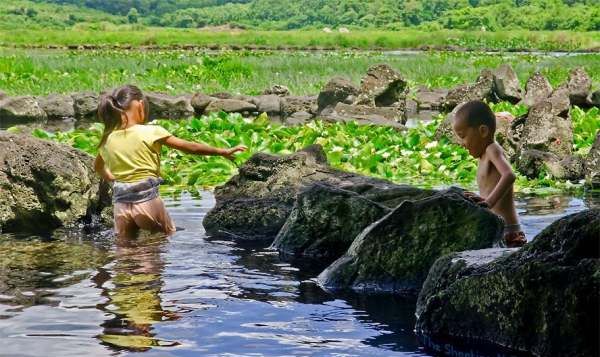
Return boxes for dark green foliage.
[14,0,600,31]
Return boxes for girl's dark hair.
[97,85,150,147]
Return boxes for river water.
[0,190,598,357]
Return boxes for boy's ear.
[479,124,490,138]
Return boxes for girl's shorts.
[114,197,176,237]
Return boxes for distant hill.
[4,0,600,31]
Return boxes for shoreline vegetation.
[2,28,600,52]
[1,49,598,96]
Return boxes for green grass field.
[2,27,599,52]
[0,49,598,96]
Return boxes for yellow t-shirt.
[99,124,172,183]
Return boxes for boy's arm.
[94,155,116,182]
[159,136,246,160]
[483,144,516,208]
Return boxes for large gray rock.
[522,72,553,107]
[585,133,600,188]
[567,67,591,107]
[520,97,573,158]
[271,183,435,265]
[250,95,282,117]
[323,103,405,128]
[317,188,504,295]
[443,69,496,110]
[0,96,47,125]
[190,93,215,115]
[356,64,408,107]
[71,92,99,119]
[146,92,194,120]
[492,64,522,103]
[317,77,360,114]
[414,87,447,111]
[37,94,75,120]
[516,149,584,180]
[416,209,600,357]
[281,95,317,117]
[204,98,257,114]
[202,145,403,241]
[284,111,314,125]
[0,132,109,233]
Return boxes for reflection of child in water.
[452,101,526,248]
[99,234,179,350]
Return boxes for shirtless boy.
[452,100,526,248]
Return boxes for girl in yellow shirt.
[94,85,245,238]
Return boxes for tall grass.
[0,49,598,96]
[1,28,599,51]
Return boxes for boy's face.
[452,116,491,158]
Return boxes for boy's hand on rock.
[222,146,247,161]
[464,191,489,208]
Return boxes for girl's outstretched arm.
[159,136,246,160]
[94,155,116,182]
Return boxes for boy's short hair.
[454,100,496,133]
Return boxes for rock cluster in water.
[203,144,599,356]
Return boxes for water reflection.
[96,234,180,351]
[0,191,597,356]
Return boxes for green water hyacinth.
[26,107,597,193]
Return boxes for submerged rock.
[202,145,401,241]
[416,209,600,357]
[0,132,109,233]
[316,188,504,295]
[271,183,435,265]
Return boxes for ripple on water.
[0,190,597,356]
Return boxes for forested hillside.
[15,0,600,31]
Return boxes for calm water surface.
[0,190,597,357]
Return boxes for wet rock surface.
[0,132,109,233]
[316,187,504,295]
[416,209,600,357]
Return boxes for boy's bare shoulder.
[485,142,506,157]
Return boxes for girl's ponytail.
[97,94,124,147]
[97,85,147,148]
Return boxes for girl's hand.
[222,146,247,161]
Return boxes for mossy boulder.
[416,209,599,357]
[0,132,109,233]
[202,145,403,241]
[271,182,436,265]
[316,188,504,295]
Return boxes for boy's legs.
[504,224,526,248]
[114,202,140,238]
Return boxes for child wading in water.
[94,85,246,238]
[452,100,526,248]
